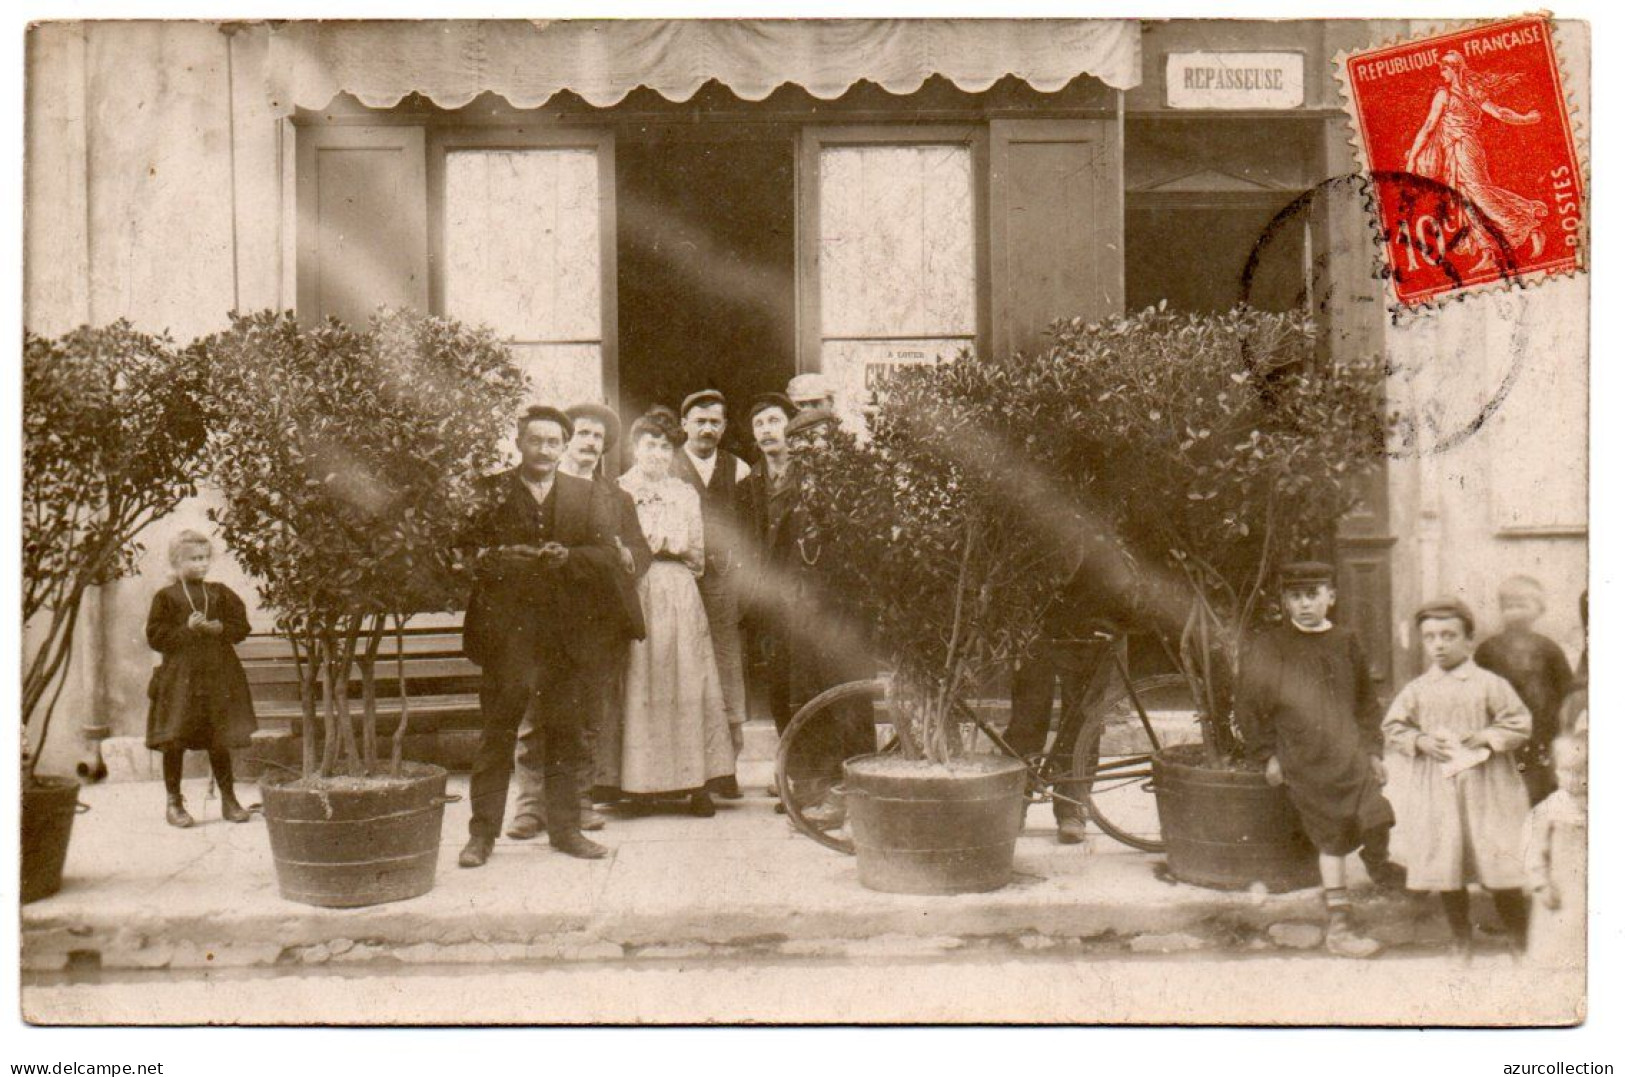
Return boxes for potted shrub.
[795,353,1084,893]
[22,323,208,902]
[202,310,523,907]
[1041,305,1390,890]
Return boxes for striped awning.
[265,19,1141,115]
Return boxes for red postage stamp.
[1336,16,1584,308]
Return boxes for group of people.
[450,373,869,867]
[139,378,1587,968]
[1237,564,1586,962]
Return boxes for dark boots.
[165,794,195,829]
[1360,825,1406,890]
[546,780,608,859]
[220,788,252,823]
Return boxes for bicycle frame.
[968,633,1162,813]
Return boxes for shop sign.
[1166,52,1305,110]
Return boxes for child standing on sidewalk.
[1525,732,1587,967]
[1384,597,1532,960]
[1236,561,1404,960]
[145,531,258,828]
[1474,575,1573,804]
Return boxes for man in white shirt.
[669,390,752,796]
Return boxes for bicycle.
[774,631,1197,855]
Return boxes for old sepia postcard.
[18,12,1592,1036]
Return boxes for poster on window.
[820,338,974,431]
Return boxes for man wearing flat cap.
[669,390,753,795]
[741,396,874,816]
[455,405,628,867]
[506,401,653,841]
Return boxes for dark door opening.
[616,137,797,462]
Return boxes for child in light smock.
[1383,597,1532,960]
[1525,732,1586,967]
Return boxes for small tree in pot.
[793,353,1094,892]
[795,305,1386,892]
[22,322,208,901]
[203,309,523,907]
[1041,305,1390,889]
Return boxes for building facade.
[24,19,1588,770]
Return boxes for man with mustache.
[506,402,651,841]
[456,405,630,867]
[669,390,752,797]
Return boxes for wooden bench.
[240,623,485,772]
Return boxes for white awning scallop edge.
[265,19,1141,116]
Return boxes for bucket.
[259,762,456,908]
[844,754,1028,895]
[21,776,85,904]
[1152,748,1319,892]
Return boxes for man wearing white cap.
[786,372,835,414]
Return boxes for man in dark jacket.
[740,400,874,818]
[1006,533,1140,844]
[457,405,628,867]
[506,402,651,841]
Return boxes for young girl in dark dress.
[146,531,258,827]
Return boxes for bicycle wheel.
[775,679,892,854]
[1073,673,1195,853]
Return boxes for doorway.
[616,136,798,461]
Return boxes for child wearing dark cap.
[1384,597,1533,961]
[1236,561,1401,958]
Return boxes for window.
[801,129,982,424]
[443,147,606,405]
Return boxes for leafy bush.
[798,305,1387,764]
[23,323,208,779]
[1047,306,1387,758]
[202,310,525,778]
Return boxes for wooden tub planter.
[1151,744,1318,893]
[259,763,458,908]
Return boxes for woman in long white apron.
[617,412,734,816]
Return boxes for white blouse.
[620,472,706,576]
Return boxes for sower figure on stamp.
[457,405,625,867]
[670,389,752,798]
[1405,51,1549,273]
[1236,561,1403,959]
[506,402,651,842]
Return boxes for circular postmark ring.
[1238,170,1531,459]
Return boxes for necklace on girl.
[181,579,210,621]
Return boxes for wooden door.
[989,119,1124,360]
[296,125,429,328]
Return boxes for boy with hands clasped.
[1384,597,1533,961]
[1237,562,1403,960]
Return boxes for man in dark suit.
[1006,534,1140,844]
[740,398,874,817]
[505,402,651,840]
[458,405,628,867]
[670,389,752,797]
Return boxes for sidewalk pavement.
[24,763,1458,974]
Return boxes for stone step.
[23,774,1456,978]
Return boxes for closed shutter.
[296,124,429,327]
[989,119,1123,360]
